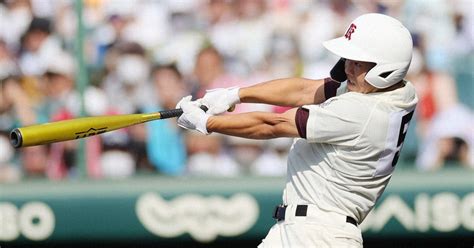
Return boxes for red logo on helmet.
[344,23,357,40]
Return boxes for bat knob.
[9,129,23,148]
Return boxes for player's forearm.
[207,111,298,139]
[238,78,326,107]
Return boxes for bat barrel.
[10,128,23,148]
[8,106,208,148]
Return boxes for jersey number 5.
[374,110,414,177]
[391,110,414,167]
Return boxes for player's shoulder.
[326,91,377,109]
[371,80,418,111]
[304,92,375,119]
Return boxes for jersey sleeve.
[323,78,341,100]
[301,95,363,145]
[295,107,309,138]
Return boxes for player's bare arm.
[199,77,340,116]
[238,78,328,107]
[207,108,300,139]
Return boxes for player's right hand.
[200,87,240,115]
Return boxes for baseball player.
[177,13,418,247]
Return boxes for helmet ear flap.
[330,58,347,82]
[365,62,410,88]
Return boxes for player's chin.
[347,80,356,91]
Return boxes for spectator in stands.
[226,136,266,174]
[407,34,474,171]
[0,0,32,49]
[232,0,272,69]
[39,52,80,179]
[203,0,241,75]
[18,17,63,76]
[416,106,474,171]
[185,132,241,177]
[101,42,153,115]
[0,75,36,181]
[191,46,240,99]
[402,0,456,73]
[226,136,289,176]
[202,0,236,27]
[249,138,291,176]
[143,64,188,175]
[410,60,459,138]
[185,46,242,176]
[296,0,355,79]
[93,42,154,179]
[40,52,109,179]
[0,39,18,80]
[193,46,271,115]
[450,1,474,110]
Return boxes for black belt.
[272,205,358,226]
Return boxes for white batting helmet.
[323,13,413,89]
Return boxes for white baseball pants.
[257,204,363,248]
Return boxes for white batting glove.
[201,87,240,115]
[175,95,195,109]
[176,96,211,135]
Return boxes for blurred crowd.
[0,0,472,182]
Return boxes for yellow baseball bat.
[10,106,208,148]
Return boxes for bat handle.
[159,105,209,119]
[10,128,22,148]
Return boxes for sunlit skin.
[345,59,405,93]
[206,59,407,139]
[345,59,378,93]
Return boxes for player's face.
[344,60,377,93]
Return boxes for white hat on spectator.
[45,52,75,77]
[84,87,109,116]
[116,54,149,85]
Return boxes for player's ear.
[330,58,347,82]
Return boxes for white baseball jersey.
[283,81,418,223]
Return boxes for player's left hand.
[200,87,240,115]
[176,96,211,134]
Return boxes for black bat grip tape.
[160,105,208,119]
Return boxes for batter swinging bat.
[10,106,208,148]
